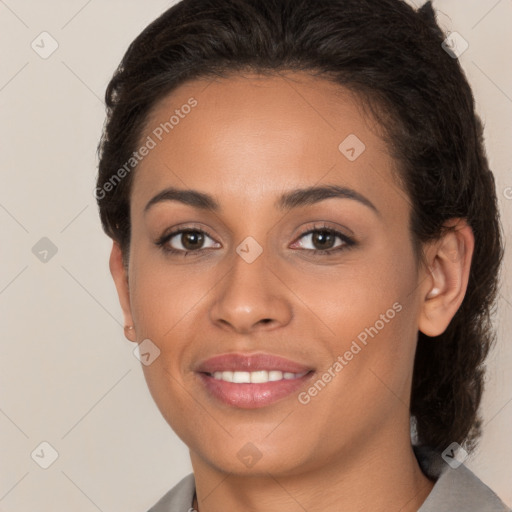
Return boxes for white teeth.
[268,370,283,381]
[211,370,307,383]
[232,371,250,383]
[250,370,269,383]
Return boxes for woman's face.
[117,73,431,475]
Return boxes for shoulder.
[146,473,196,512]
[414,445,511,512]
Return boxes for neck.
[190,423,435,512]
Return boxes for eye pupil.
[312,230,335,250]
[182,231,204,250]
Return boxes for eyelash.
[155,223,355,258]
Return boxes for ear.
[418,219,474,337]
[109,241,136,342]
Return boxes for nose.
[209,248,293,334]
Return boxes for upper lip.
[195,353,313,374]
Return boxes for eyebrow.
[144,184,379,215]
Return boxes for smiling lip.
[195,353,314,409]
[195,353,312,374]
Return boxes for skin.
[110,72,474,512]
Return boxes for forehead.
[131,72,404,217]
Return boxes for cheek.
[128,253,208,340]
[285,247,417,344]
[290,246,419,404]
[128,252,217,401]
[128,256,206,440]
[293,299,417,451]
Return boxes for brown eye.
[290,225,356,256]
[309,230,337,250]
[156,228,220,255]
[179,230,205,250]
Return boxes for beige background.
[0,0,511,510]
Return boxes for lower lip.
[197,372,314,409]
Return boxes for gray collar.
[414,445,510,511]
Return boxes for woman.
[95,0,509,510]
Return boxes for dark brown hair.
[96,0,503,453]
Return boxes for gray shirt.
[148,446,511,511]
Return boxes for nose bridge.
[209,237,292,332]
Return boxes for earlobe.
[109,241,136,342]
[418,220,474,337]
